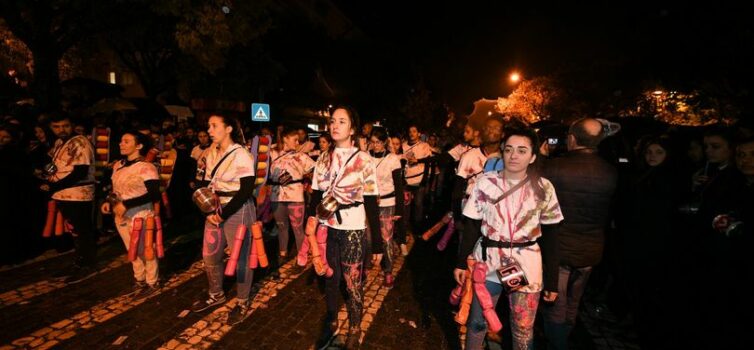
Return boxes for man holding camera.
[541,118,617,350]
[41,113,98,283]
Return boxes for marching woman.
[189,130,212,189]
[102,131,162,297]
[315,133,333,161]
[269,128,315,260]
[388,134,410,256]
[190,115,257,326]
[311,106,381,349]
[368,127,404,288]
[454,127,563,350]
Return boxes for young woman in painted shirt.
[269,128,315,259]
[388,135,410,256]
[455,127,563,350]
[368,127,405,288]
[190,115,257,326]
[102,131,162,296]
[310,106,381,349]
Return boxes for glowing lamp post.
[509,72,521,83]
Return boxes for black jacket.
[544,149,617,267]
[616,164,686,266]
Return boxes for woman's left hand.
[207,214,223,226]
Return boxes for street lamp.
[509,72,521,83]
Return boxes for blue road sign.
[251,103,270,122]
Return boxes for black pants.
[325,227,366,330]
[406,185,427,232]
[56,200,97,267]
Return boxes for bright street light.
[509,72,521,83]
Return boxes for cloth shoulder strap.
[491,177,531,205]
[208,146,240,181]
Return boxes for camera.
[277,171,293,186]
[496,256,528,292]
[105,192,121,207]
[547,138,558,145]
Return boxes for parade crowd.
[1,105,752,349]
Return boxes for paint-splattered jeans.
[272,201,305,256]
[466,281,540,350]
[378,206,395,273]
[325,227,366,331]
[202,201,255,300]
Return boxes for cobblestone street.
[0,218,640,350]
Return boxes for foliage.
[0,0,116,110]
[496,77,562,123]
[153,0,272,73]
[620,89,740,126]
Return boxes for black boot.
[315,319,338,350]
[345,326,361,349]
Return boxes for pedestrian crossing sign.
[251,103,270,122]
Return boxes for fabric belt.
[215,190,238,197]
[335,201,363,224]
[480,236,537,261]
[379,191,395,199]
[268,179,304,186]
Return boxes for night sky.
[333,1,754,114]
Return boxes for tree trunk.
[31,45,62,112]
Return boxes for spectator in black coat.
[617,135,686,349]
[697,135,753,349]
[541,118,618,350]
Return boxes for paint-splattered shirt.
[112,160,159,200]
[371,152,402,207]
[456,147,487,196]
[312,147,379,230]
[448,143,472,162]
[111,160,158,218]
[269,149,315,203]
[402,141,432,186]
[462,173,564,292]
[49,135,95,201]
[205,144,255,205]
[191,144,212,181]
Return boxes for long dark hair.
[210,114,245,145]
[503,127,546,201]
[34,123,54,146]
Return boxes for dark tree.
[0,0,112,111]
